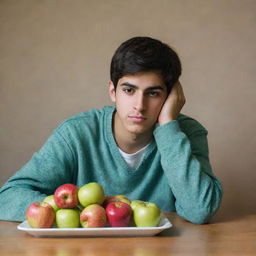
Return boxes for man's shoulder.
[55,106,114,132]
[177,113,208,136]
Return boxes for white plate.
[17,215,172,237]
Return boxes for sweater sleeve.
[153,119,223,224]
[0,130,76,222]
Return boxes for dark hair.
[110,37,182,93]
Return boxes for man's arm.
[0,130,75,222]
[154,81,223,224]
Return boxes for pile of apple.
[26,182,161,229]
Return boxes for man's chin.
[126,123,154,136]
[125,124,143,134]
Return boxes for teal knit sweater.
[0,106,222,224]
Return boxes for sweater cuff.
[153,121,182,142]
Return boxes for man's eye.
[148,91,159,97]
[123,88,134,94]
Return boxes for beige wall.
[1,0,255,220]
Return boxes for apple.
[43,195,59,212]
[115,195,131,205]
[132,201,161,227]
[102,196,117,208]
[80,204,107,228]
[103,195,131,208]
[26,201,55,228]
[54,183,79,209]
[106,201,132,227]
[56,209,80,228]
[78,182,105,208]
[130,200,144,211]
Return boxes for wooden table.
[0,213,255,256]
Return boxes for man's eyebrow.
[120,82,164,90]
[120,82,138,88]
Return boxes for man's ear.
[108,81,116,103]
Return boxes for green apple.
[78,182,105,208]
[130,200,144,211]
[43,195,59,212]
[130,200,146,226]
[56,209,80,228]
[132,201,161,227]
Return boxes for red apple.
[54,183,78,209]
[106,201,132,227]
[26,201,55,228]
[102,196,118,208]
[102,195,131,208]
[80,204,107,228]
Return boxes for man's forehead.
[117,72,166,89]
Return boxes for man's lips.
[128,115,146,122]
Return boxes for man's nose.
[133,93,146,112]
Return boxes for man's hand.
[158,81,186,125]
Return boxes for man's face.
[109,72,168,137]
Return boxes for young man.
[0,37,222,224]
